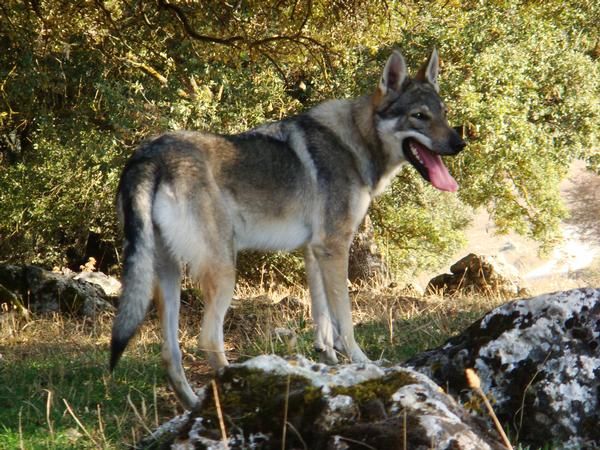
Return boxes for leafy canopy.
[0,0,597,278]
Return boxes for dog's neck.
[351,95,399,196]
[308,96,401,196]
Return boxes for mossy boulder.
[140,355,504,449]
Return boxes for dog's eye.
[411,112,429,120]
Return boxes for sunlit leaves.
[0,0,597,275]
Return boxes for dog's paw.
[315,346,339,365]
[348,347,371,364]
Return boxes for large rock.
[427,253,526,298]
[140,355,504,450]
[407,288,600,449]
[0,264,114,317]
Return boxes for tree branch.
[155,0,333,81]
[157,0,326,51]
[157,0,244,46]
[125,58,168,85]
[297,0,312,34]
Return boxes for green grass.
[229,288,499,365]
[0,287,545,449]
[0,348,166,449]
[0,315,182,449]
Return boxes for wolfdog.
[110,49,465,409]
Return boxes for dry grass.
[0,282,526,449]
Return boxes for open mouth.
[402,138,458,192]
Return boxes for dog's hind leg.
[305,246,339,364]
[155,240,199,410]
[198,262,236,370]
[312,243,370,364]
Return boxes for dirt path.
[418,161,600,294]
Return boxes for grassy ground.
[0,284,533,449]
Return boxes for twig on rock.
[465,368,513,450]
[211,380,229,448]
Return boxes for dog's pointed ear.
[377,50,407,97]
[416,48,439,92]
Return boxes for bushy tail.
[110,168,157,371]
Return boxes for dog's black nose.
[450,125,466,154]
[449,131,466,154]
[453,125,464,135]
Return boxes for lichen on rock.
[407,287,600,449]
[0,264,114,317]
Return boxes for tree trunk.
[348,215,387,284]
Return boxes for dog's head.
[373,49,465,192]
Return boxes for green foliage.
[0,0,597,277]
[237,250,307,286]
[371,168,470,276]
[436,3,599,250]
[0,340,166,449]
[375,1,599,258]
[0,117,124,265]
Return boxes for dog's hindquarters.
[111,135,239,409]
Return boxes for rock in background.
[407,288,600,449]
[427,253,527,298]
[140,355,504,450]
[0,264,117,317]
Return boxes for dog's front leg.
[311,244,370,364]
[305,246,339,364]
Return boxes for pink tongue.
[416,145,458,192]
